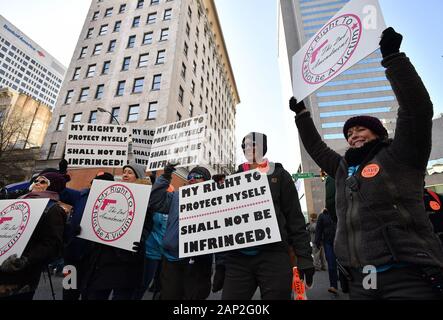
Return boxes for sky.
[1,0,442,176]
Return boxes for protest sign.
[78,180,151,252]
[147,115,207,171]
[292,0,386,101]
[65,123,129,168]
[179,170,281,258]
[0,199,49,264]
[132,127,155,167]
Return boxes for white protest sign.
[292,0,386,101]
[65,123,129,168]
[79,180,151,252]
[147,115,207,171]
[179,170,281,258]
[0,199,49,264]
[132,127,155,167]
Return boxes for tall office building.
[0,15,66,109]
[41,0,240,178]
[278,0,399,214]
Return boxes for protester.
[62,171,114,300]
[81,162,148,300]
[0,172,67,300]
[148,164,213,300]
[315,209,338,295]
[424,188,443,244]
[290,27,443,299]
[307,213,326,272]
[218,132,314,300]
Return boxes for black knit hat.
[189,166,211,181]
[241,132,268,156]
[343,116,388,140]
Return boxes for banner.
[132,127,155,167]
[0,199,49,264]
[147,115,207,171]
[65,123,129,168]
[179,170,281,258]
[292,0,386,101]
[79,180,151,252]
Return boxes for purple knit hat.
[39,172,69,193]
[343,116,388,139]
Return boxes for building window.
[188,6,192,19]
[178,86,184,104]
[56,116,66,131]
[138,53,149,68]
[92,11,99,21]
[159,28,169,41]
[192,61,197,75]
[181,63,186,79]
[147,101,158,120]
[127,105,140,122]
[119,4,126,13]
[147,13,157,24]
[156,50,165,64]
[132,16,141,28]
[191,81,195,95]
[89,111,98,124]
[152,74,161,91]
[102,61,111,74]
[99,24,108,36]
[86,28,94,39]
[79,47,87,59]
[164,9,172,20]
[151,0,159,5]
[177,112,182,121]
[47,143,57,160]
[143,32,153,45]
[108,40,117,52]
[104,8,113,18]
[185,23,190,37]
[116,81,125,96]
[127,36,136,48]
[183,42,188,57]
[95,84,105,99]
[137,0,144,9]
[65,90,74,104]
[114,21,122,32]
[79,88,89,102]
[189,103,194,117]
[122,57,131,71]
[72,113,82,123]
[72,67,81,80]
[111,107,120,124]
[132,78,144,93]
[86,64,96,78]
[93,43,102,55]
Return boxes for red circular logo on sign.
[430,201,441,211]
[0,202,30,258]
[91,184,136,242]
[361,164,380,178]
[302,14,362,85]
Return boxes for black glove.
[289,97,307,115]
[0,254,29,273]
[74,225,82,237]
[132,242,142,253]
[379,27,403,59]
[163,163,178,181]
[299,267,315,287]
[212,265,226,293]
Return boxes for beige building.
[0,87,52,150]
[41,0,240,183]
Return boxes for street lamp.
[97,107,120,125]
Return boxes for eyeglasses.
[35,179,48,185]
[187,173,204,181]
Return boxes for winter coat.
[295,53,443,268]
[315,211,337,246]
[232,162,313,269]
[0,191,65,296]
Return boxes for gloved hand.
[289,97,307,115]
[163,163,178,181]
[0,254,29,273]
[299,267,315,287]
[132,242,142,253]
[379,27,403,59]
[212,265,226,293]
[74,225,82,237]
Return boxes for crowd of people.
[0,27,442,300]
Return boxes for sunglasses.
[35,179,48,185]
[187,173,204,181]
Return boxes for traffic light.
[320,170,327,182]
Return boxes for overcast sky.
[1,0,442,176]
